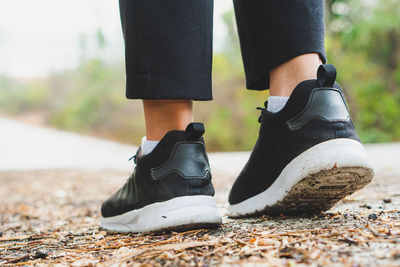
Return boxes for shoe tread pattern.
[254,167,373,216]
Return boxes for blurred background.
[0,0,399,152]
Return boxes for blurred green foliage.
[326,0,400,142]
[0,0,399,150]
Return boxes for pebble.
[368,213,379,220]
[360,204,372,209]
[33,250,48,259]
[383,199,392,203]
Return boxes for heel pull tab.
[317,64,337,87]
[185,122,205,141]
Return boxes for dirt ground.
[1,169,400,266]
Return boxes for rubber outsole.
[258,166,373,215]
[227,138,374,217]
[100,195,222,233]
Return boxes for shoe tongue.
[185,122,205,141]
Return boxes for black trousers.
[119,0,326,100]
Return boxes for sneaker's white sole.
[100,195,222,233]
[227,138,374,217]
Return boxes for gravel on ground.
[1,169,400,266]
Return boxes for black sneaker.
[227,64,374,217]
[100,123,222,232]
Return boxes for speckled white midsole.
[100,195,222,233]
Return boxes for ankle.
[143,100,193,140]
[269,53,323,97]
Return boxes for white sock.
[267,96,289,113]
[141,136,159,156]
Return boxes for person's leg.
[267,53,322,112]
[228,0,374,217]
[143,100,193,141]
[141,100,193,155]
[120,0,213,101]
[119,0,213,145]
[269,53,322,97]
[101,0,222,233]
[233,0,326,92]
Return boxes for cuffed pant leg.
[119,0,214,100]
[233,0,327,90]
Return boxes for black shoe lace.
[256,100,268,123]
[128,147,141,164]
